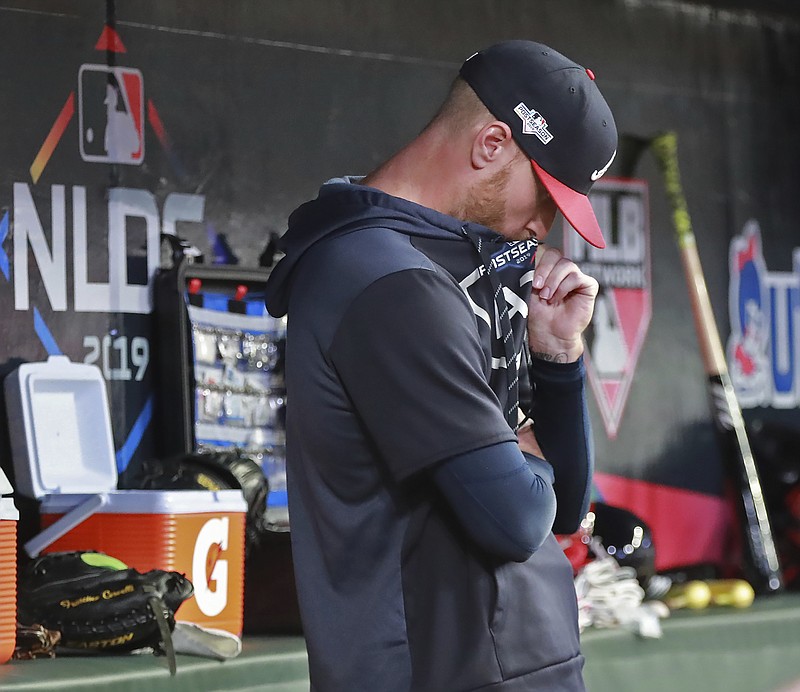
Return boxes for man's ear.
[471,121,515,170]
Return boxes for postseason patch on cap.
[513,102,553,144]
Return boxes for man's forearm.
[433,441,557,562]
[528,355,593,533]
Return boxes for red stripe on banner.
[594,471,737,571]
[95,25,127,53]
[147,99,169,148]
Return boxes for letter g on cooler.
[192,517,229,617]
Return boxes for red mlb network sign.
[564,178,652,439]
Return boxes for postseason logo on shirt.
[488,239,538,272]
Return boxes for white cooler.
[5,355,247,635]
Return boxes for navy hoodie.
[264,178,588,691]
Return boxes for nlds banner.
[2,22,208,474]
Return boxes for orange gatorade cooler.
[0,468,19,665]
[38,491,246,635]
[5,356,248,635]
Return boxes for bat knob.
[664,580,712,610]
[707,579,755,608]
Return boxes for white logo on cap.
[514,103,553,145]
[591,150,617,181]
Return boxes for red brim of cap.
[531,160,606,249]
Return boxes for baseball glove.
[17,551,194,674]
[121,449,270,551]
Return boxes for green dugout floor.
[1,594,799,691]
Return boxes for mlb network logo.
[78,65,144,165]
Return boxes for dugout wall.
[0,0,798,575]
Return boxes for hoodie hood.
[265,177,502,317]
[265,176,540,430]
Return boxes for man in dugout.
[265,39,616,691]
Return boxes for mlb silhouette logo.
[78,64,144,165]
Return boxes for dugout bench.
[1,594,799,691]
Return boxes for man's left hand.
[527,245,598,362]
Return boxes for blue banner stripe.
[267,490,288,508]
[33,307,62,355]
[0,212,10,280]
[115,395,154,474]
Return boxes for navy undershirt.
[433,357,592,563]
[433,441,556,562]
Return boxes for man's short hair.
[430,77,493,132]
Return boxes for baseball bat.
[649,132,783,595]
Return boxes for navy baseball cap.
[460,40,618,248]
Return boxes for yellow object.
[707,579,756,608]
[664,580,712,610]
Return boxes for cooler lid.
[15,355,117,497]
[0,466,13,496]
[41,489,249,515]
